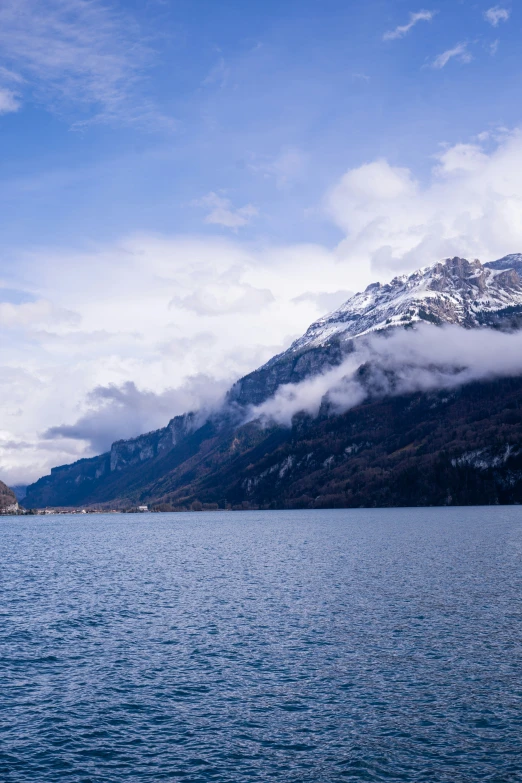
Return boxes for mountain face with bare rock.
[287,255,522,352]
[24,254,522,510]
[0,481,19,514]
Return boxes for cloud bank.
[328,129,522,281]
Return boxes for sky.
[1,0,521,485]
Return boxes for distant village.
[1,505,150,516]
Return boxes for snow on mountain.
[289,256,522,353]
[485,254,522,277]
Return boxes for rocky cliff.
[0,481,19,514]
[24,412,196,508]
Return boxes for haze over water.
[1,508,521,782]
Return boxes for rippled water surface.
[1,508,522,782]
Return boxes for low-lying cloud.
[247,325,522,426]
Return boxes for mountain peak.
[290,255,522,353]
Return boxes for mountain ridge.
[24,254,522,509]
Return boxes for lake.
[1,508,521,782]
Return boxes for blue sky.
[1,0,519,249]
[1,0,521,483]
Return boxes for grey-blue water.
[1,508,521,782]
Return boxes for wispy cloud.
[0,66,24,85]
[383,10,436,41]
[201,57,230,89]
[195,192,258,229]
[484,6,510,27]
[0,0,172,129]
[248,148,308,189]
[351,72,371,83]
[431,42,473,69]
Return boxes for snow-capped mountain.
[24,253,522,510]
[289,256,522,353]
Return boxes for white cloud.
[292,290,353,314]
[383,10,436,41]
[484,7,510,26]
[326,129,522,284]
[0,87,21,114]
[433,142,489,174]
[171,284,274,316]
[195,191,258,229]
[431,42,473,69]
[169,264,275,315]
[0,299,80,328]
